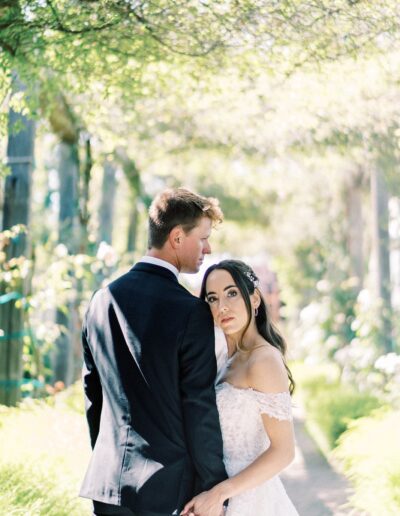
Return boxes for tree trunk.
[78,135,92,255]
[46,92,85,387]
[69,135,94,382]
[127,202,139,253]
[115,148,141,254]
[58,142,79,251]
[98,160,117,245]
[370,166,392,352]
[53,141,79,387]
[0,81,35,406]
[346,172,364,288]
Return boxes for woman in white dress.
[182,260,298,516]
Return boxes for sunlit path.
[281,408,357,516]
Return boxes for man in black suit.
[80,188,228,516]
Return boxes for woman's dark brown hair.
[200,259,295,395]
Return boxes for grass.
[0,385,91,515]
[0,463,83,515]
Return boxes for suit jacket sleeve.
[82,313,103,449]
[179,301,228,491]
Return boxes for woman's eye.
[207,296,217,304]
[227,289,238,298]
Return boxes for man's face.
[178,217,212,273]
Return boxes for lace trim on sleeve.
[253,391,293,421]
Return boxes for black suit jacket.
[80,262,228,515]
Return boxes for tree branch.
[45,0,119,35]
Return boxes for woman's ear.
[252,289,261,311]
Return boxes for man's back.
[80,262,227,515]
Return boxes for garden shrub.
[334,409,400,515]
[304,383,380,448]
[293,363,381,449]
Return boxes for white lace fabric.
[252,389,293,421]
[216,382,298,515]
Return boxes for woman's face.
[205,269,249,336]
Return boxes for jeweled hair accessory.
[245,270,259,288]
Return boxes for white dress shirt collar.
[140,256,179,278]
[214,326,229,385]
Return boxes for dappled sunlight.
[1,1,400,514]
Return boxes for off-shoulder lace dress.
[215,381,299,515]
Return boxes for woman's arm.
[181,348,295,516]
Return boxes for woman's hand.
[181,487,225,516]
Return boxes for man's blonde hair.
[148,188,223,249]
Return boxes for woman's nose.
[218,300,228,313]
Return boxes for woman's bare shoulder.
[247,343,289,393]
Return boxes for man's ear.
[169,226,184,249]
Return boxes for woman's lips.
[221,316,234,324]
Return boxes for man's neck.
[146,249,180,271]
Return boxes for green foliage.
[286,278,360,365]
[306,384,380,449]
[56,381,85,415]
[0,163,10,178]
[0,395,90,514]
[331,289,400,405]
[0,223,120,396]
[334,409,400,515]
[274,238,327,311]
[23,244,121,389]
[311,277,359,361]
[294,363,381,449]
[1,0,400,416]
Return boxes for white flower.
[316,280,330,293]
[326,335,340,351]
[357,288,372,308]
[334,313,346,325]
[375,353,400,375]
[3,271,12,282]
[20,259,31,279]
[335,340,377,369]
[55,244,68,258]
[301,327,324,347]
[300,302,321,324]
[96,242,118,267]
